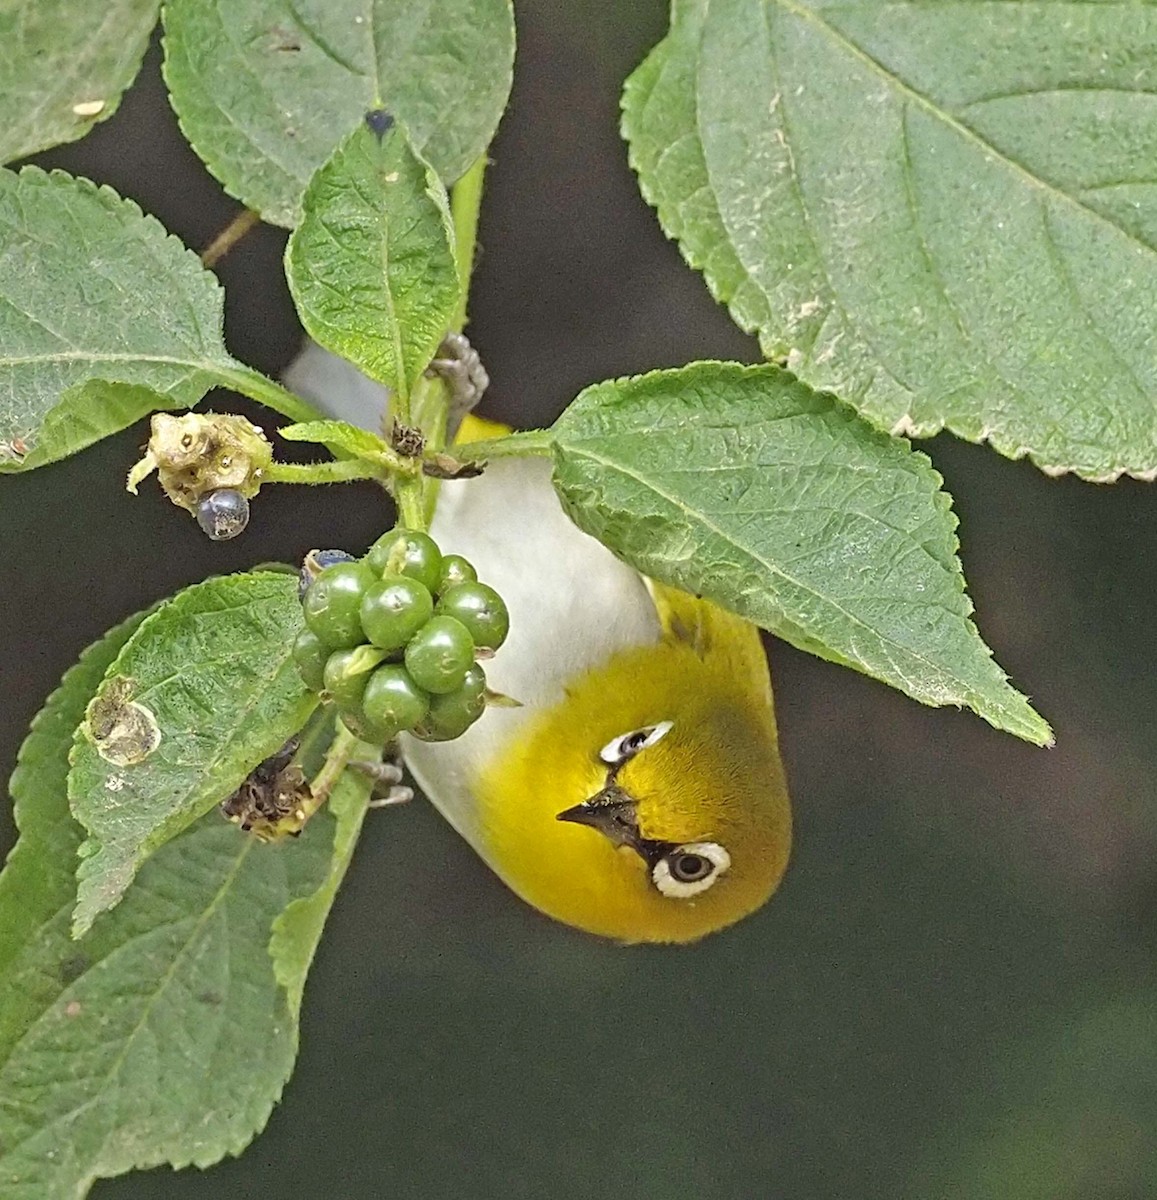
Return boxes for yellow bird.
[286,344,791,943]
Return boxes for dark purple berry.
[196,489,249,540]
[298,549,356,600]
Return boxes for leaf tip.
[993,695,1054,748]
[69,889,97,941]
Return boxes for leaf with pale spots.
[162,0,515,227]
[623,0,1157,480]
[0,0,159,164]
[0,614,340,1195]
[68,572,317,937]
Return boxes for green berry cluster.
[292,530,509,743]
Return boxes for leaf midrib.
[773,0,1157,259]
[0,349,230,370]
[0,836,256,1172]
[559,439,1024,713]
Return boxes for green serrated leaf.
[162,0,515,228]
[68,572,318,937]
[623,0,1157,481]
[269,762,372,1020]
[0,611,149,1045]
[550,363,1052,745]
[622,23,773,340]
[0,0,159,164]
[0,167,245,473]
[280,418,390,463]
[0,822,327,1196]
[0,613,338,1195]
[286,117,461,398]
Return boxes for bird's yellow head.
[476,591,791,944]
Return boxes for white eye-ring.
[651,842,731,899]
[598,720,674,767]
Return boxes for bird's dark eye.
[651,842,731,899]
[670,852,713,883]
[598,720,673,766]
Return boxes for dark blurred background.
[3,2,1156,1197]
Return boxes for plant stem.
[201,208,261,268]
[396,477,427,529]
[409,367,450,454]
[307,721,358,811]
[216,365,321,424]
[450,154,488,331]
[265,459,384,486]
[450,428,554,462]
[395,158,490,526]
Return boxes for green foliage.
[0,613,147,1042]
[162,0,516,227]
[285,117,461,399]
[0,0,1145,1190]
[0,616,341,1196]
[0,168,243,472]
[0,0,159,164]
[269,761,374,1020]
[550,363,1050,744]
[279,418,391,462]
[623,0,1157,481]
[68,573,317,936]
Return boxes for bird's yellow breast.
[474,596,791,944]
[284,347,792,941]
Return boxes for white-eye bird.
[285,342,791,943]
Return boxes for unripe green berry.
[292,627,328,692]
[302,560,375,649]
[404,616,475,694]
[339,708,381,744]
[412,664,487,741]
[322,645,385,712]
[359,575,434,652]
[367,528,442,592]
[436,554,477,594]
[362,664,430,736]
[435,582,510,650]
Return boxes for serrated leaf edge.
[553,361,1053,745]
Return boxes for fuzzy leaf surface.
[163,0,515,227]
[286,118,460,396]
[279,418,390,462]
[0,614,148,1042]
[0,616,334,1196]
[0,0,159,164]
[269,763,372,1019]
[550,363,1051,744]
[623,0,1157,480]
[68,572,316,936]
[0,168,243,472]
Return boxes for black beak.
[556,785,639,849]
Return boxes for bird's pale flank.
[286,346,792,942]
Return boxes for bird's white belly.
[284,343,661,845]
[402,457,661,844]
